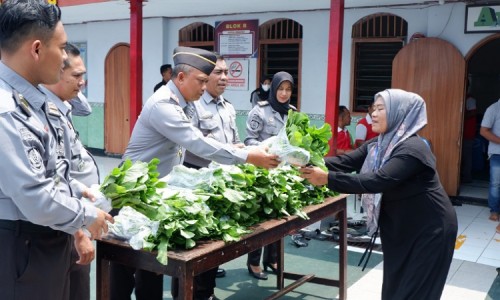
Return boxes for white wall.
[64,2,495,113]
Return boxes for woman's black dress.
[325,135,457,300]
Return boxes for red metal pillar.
[129,0,143,134]
[324,0,344,156]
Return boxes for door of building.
[392,37,466,196]
[104,43,130,155]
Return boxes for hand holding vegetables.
[246,147,280,169]
[299,165,329,186]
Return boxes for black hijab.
[268,71,294,118]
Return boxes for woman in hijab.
[300,89,457,300]
[245,71,295,146]
[244,71,296,279]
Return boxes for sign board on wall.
[225,59,249,91]
[215,20,259,58]
[465,5,500,33]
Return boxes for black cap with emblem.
[173,46,217,75]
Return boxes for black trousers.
[109,262,164,300]
[0,220,72,300]
[69,238,91,300]
[247,242,278,267]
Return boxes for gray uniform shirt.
[123,81,247,177]
[0,62,97,234]
[245,101,288,146]
[481,99,500,156]
[184,91,241,168]
[41,86,99,192]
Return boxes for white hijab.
[360,89,428,235]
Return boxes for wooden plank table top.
[96,194,348,299]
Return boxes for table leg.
[96,255,110,300]
[276,238,285,290]
[178,271,194,300]
[338,206,347,300]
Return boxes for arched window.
[179,22,215,51]
[259,19,302,109]
[351,14,407,113]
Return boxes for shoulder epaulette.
[257,100,269,107]
[47,102,61,117]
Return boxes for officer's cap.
[173,46,216,75]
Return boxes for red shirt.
[356,116,379,142]
[337,128,353,150]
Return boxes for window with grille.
[259,19,302,109]
[179,22,214,51]
[351,14,407,113]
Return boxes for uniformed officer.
[0,1,112,299]
[181,54,239,299]
[184,54,243,168]
[245,71,296,145]
[113,47,280,300]
[41,43,99,300]
[245,71,297,279]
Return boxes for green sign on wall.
[465,4,500,33]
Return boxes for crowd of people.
[0,1,472,300]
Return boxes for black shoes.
[216,268,226,278]
[263,262,278,273]
[247,264,268,280]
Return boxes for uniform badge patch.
[28,148,43,171]
[250,116,261,130]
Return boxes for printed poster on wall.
[215,19,259,58]
[225,59,249,91]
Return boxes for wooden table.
[96,194,347,299]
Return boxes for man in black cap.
[111,47,280,300]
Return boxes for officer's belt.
[0,220,59,235]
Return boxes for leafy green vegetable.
[285,110,332,171]
[99,158,166,219]
[101,158,337,265]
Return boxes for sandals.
[291,234,309,247]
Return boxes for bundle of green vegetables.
[285,110,332,170]
[99,112,336,264]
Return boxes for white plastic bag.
[162,164,215,189]
[265,126,310,166]
[107,206,160,250]
[81,184,112,213]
